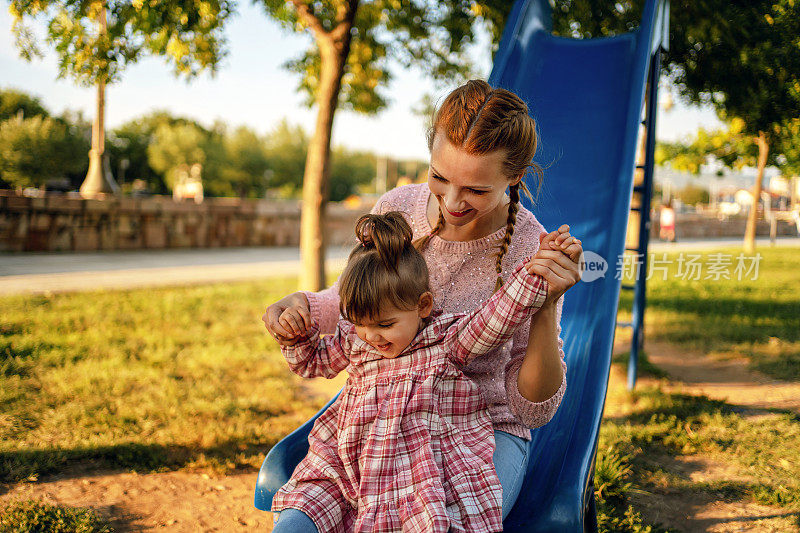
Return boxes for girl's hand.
[262,292,311,344]
[525,224,583,307]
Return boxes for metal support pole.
[628,46,662,390]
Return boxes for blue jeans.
[272,430,529,532]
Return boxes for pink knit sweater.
[305,183,567,440]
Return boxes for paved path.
[0,246,350,295]
[1,237,798,295]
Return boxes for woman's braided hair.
[418,79,542,291]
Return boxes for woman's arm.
[504,295,567,428]
[518,229,581,400]
[517,301,565,402]
[504,226,581,427]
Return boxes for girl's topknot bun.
[340,211,429,323]
[354,212,413,271]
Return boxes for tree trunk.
[298,27,355,290]
[743,131,769,254]
[80,3,118,198]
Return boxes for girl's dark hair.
[418,79,542,291]
[339,212,430,323]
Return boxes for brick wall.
[2,190,796,253]
[0,191,372,252]
[650,212,798,240]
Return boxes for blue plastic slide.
[255,0,669,530]
[489,0,668,530]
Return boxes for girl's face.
[352,293,433,359]
[428,132,519,231]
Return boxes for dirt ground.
[2,342,798,532]
[609,338,800,533]
[0,467,272,532]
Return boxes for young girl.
[271,212,579,533]
[265,80,584,527]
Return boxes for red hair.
[421,79,543,291]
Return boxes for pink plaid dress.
[272,263,548,532]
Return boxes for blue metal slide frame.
[255,0,669,530]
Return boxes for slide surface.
[492,0,666,530]
[255,0,668,530]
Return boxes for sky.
[0,3,725,162]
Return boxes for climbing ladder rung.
[633,184,646,193]
[630,206,641,212]
[620,284,636,291]
[625,246,640,252]
[617,321,633,329]
[635,164,646,170]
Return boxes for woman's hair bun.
[354,212,413,270]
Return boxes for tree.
[265,119,310,196]
[147,123,209,191]
[655,119,772,176]
[258,0,512,290]
[676,184,709,206]
[264,118,374,201]
[107,111,211,194]
[220,126,271,198]
[552,0,800,253]
[774,118,800,180]
[0,88,49,121]
[9,0,234,197]
[0,114,89,188]
[329,146,375,202]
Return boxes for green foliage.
[9,1,234,86]
[264,119,309,193]
[0,87,379,198]
[259,0,510,114]
[0,88,49,122]
[107,111,207,194]
[329,146,376,201]
[553,1,800,156]
[0,499,112,533]
[0,114,89,188]
[774,118,800,178]
[219,126,271,198]
[675,184,709,206]
[146,122,208,190]
[264,119,375,201]
[658,120,767,173]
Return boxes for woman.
[263,79,583,531]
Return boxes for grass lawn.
[603,245,800,531]
[0,277,339,483]
[1,245,798,531]
[597,363,800,532]
[617,246,800,381]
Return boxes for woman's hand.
[526,224,583,307]
[262,292,311,345]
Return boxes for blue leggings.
[272,430,530,532]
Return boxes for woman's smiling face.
[428,132,519,231]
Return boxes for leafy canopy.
[0,88,50,121]
[0,114,89,188]
[10,0,235,86]
[552,1,800,139]
[258,0,512,113]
